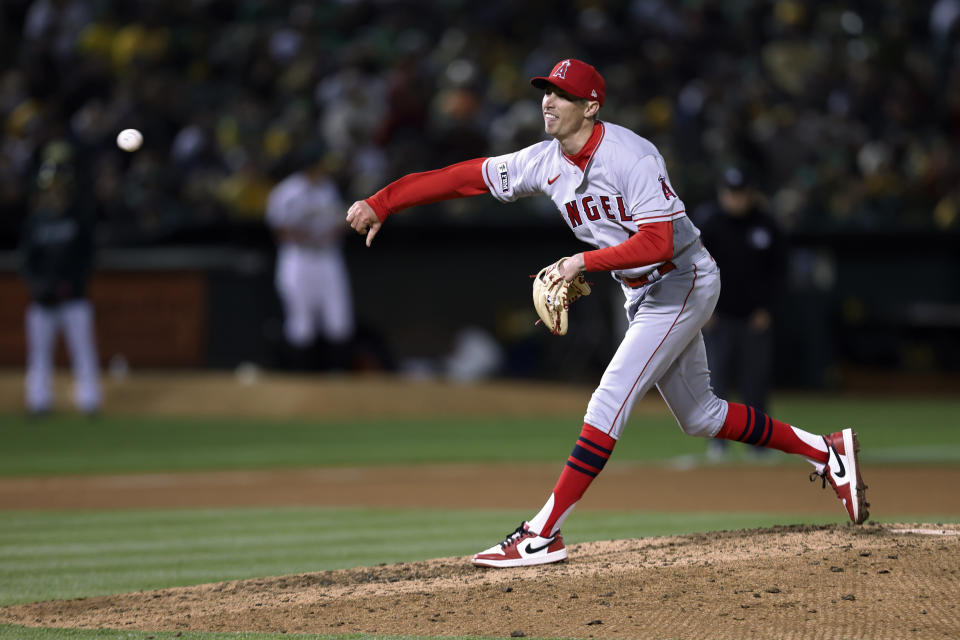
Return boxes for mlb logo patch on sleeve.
[497,162,509,193]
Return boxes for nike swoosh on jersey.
[524,538,555,554]
[547,174,561,185]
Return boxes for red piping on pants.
[608,264,699,431]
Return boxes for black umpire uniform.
[696,167,787,457]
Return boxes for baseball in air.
[116,128,143,152]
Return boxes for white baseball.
[116,128,143,152]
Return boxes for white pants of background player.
[583,244,728,439]
[275,245,354,347]
[25,299,102,413]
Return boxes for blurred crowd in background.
[1,0,959,250]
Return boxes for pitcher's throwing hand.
[346,200,381,247]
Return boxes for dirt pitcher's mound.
[3,524,958,639]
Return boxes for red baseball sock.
[716,402,828,462]
[528,423,616,537]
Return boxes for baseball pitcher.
[346,59,868,568]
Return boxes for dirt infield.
[1,371,959,638]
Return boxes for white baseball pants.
[275,246,354,347]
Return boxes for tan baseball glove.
[532,257,592,335]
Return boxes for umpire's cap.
[531,59,606,106]
[720,166,752,190]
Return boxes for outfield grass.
[2,394,959,476]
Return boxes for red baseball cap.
[530,59,606,106]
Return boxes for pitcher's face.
[541,85,595,139]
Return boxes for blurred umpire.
[696,166,787,459]
[18,140,102,416]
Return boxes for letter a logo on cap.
[552,59,571,80]
[531,59,605,106]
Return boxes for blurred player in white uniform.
[347,59,868,567]
[267,153,354,370]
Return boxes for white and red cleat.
[472,522,567,568]
[813,428,869,524]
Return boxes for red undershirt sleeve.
[365,157,488,222]
[582,220,674,271]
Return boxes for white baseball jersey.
[481,121,725,442]
[267,173,354,345]
[480,121,701,285]
[267,174,346,247]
